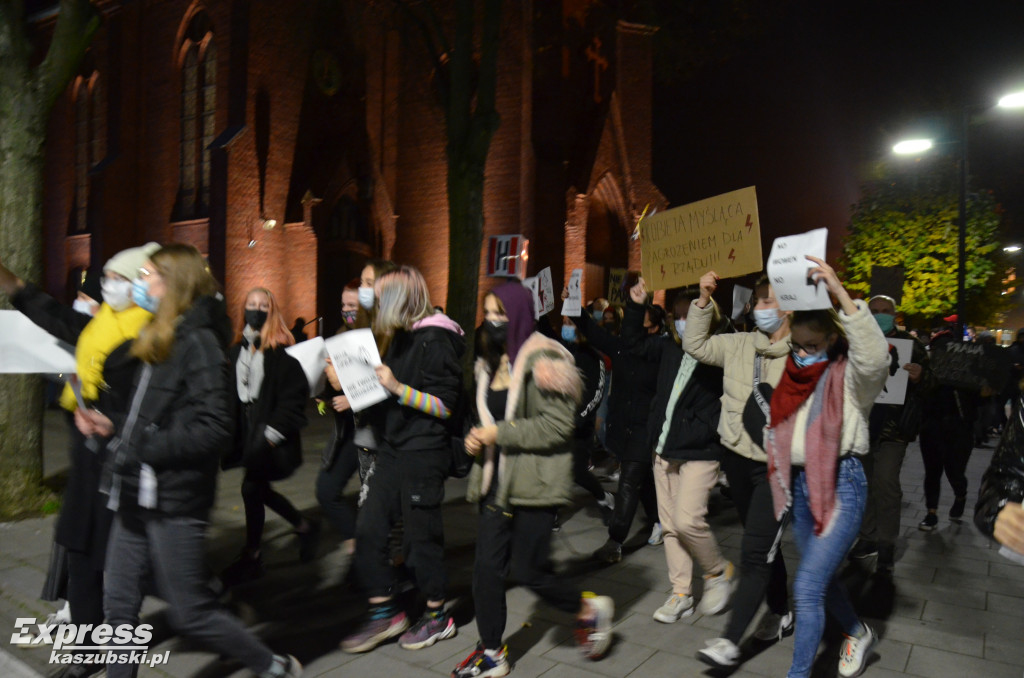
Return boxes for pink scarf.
[766,356,847,535]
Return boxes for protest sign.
[639,186,761,290]
[766,228,831,311]
[607,268,628,306]
[536,267,554,316]
[561,269,583,317]
[874,338,913,405]
[486,235,528,279]
[930,341,1011,392]
[732,285,753,321]
[324,329,389,411]
[524,276,541,319]
[285,336,329,397]
[0,311,76,374]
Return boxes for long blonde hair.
[131,244,219,364]
[373,265,434,336]
[240,287,294,350]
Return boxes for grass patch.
[0,470,60,521]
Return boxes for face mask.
[342,309,357,327]
[245,309,268,331]
[874,313,896,334]
[592,309,603,322]
[561,325,577,343]
[358,286,375,310]
[792,349,830,369]
[72,298,97,316]
[132,278,159,314]
[485,319,507,346]
[754,308,784,334]
[102,278,133,312]
[674,319,686,337]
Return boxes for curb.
[0,646,45,678]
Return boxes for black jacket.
[620,300,726,462]
[868,328,932,443]
[108,294,233,520]
[378,324,465,453]
[12,282,91,346]
[223,344,309,480]
[571,310,659,461]
[975,394,1024,538]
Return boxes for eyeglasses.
[790,339,827,355]
[138,266,161,280]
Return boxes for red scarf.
[766,355,847,535]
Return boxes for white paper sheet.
[874,338,913,405]
[284,336,329,397]
[732,285,753,321]
[324,329,389,412]
[0,311,77,374]
[536,267,555,317]
[766,228,831,311]
[560,269,583,317]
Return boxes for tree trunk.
[446,162,486,380]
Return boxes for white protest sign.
[324,329,389,412]
[285,336,329,397]
[766,228,831,311]
[0,311,77,374]
[524,276,541,320]
[560,269,583,317]
[536,267,554,316]
[874,338,913,405]
[732,285,753,321]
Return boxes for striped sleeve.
[398,384,452,419]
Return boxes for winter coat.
[976,393,1024,538]
[107,294,234,520]
[571,311,659,461]
[922,330,981,424]
[683,300,791,462]
[620,300,727,462]
[222,345,308,480]
[466,332,583,508]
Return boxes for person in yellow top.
[0,242,158,678]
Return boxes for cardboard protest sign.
[536,267,554,316]
[0,311,77,374]
[766,228,831,311]
[607,268,628,306]
[732,285,753,321]
[486,235,528,279]
[639,186,761,290]
[285,336,329,397]
[930,341,1012,392]
[324,329,389,412]
[561,269,583,317]
[874,338,913,405]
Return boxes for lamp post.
[893,89,1024,338]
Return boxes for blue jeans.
[788,456,867,678]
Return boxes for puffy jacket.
[683,300,791,462]
[975,394,1024,538]
[107,294,233,520]
[466,333,583,508]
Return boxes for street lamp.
[892,88,1024,338]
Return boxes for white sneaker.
[577,593,614,659]
[697,637,740,668]
[21,605,72,649]
[753,610,794,642]
[647,522,665,546]
[838,624,877,677]
[653,593,694,623]
[698,561,736,616]
[597,491,615,511]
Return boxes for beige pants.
[653,455,727,595]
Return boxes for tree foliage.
[840,158,1007,325]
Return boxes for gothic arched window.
[70,55,104,234]
[176,10,216,220]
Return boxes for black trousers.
[240,469,304,552]
[316,435,360,540]
[720,450,789,644]
[608,459,658,544]
[353,447,448,601]
[572,436,606,502]
[919,417,973,509]
[473,502,580,649]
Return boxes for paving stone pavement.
[1,406,1022,678]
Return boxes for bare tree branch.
[35,0,100,111]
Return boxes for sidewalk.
[2,406,1022,677]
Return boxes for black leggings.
[919,417,973,509]
[316,436,360,540]
[241,470,304,552]
[608,459,658,544]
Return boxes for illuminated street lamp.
[893,88,1024,337]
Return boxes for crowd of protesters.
[1,239,1022,678]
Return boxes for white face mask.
[674,319,686,337]
[754,308,785,334]
[72,298,98,316]
[101,277,134,312]
[358,286,375,310]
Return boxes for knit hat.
[104,242,161,280]
[490,280,535,365]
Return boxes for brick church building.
[34,0,666,332]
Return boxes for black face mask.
[484,320,508,347]
[245,309,268,331]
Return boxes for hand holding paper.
[74,407,114,438]
[375,364,401,395]
[994,502,1024,557]
[629,277,647,304]
[804,255,856,315]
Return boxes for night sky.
[653,0,1024,273]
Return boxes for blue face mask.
[792,349,829,368]
[132,278,159,313]
[358,286,375,310]
[592,309,603,322]
[561,325,577,343]
[874,313,895,334]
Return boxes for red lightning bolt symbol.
[728,248,736,263]
[660,264,666,279]
[745,215,753,232]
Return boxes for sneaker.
[297,520,321,562]
[697,637,740,668]
[259,654,302,678]
[23,605,72,647]
[597,491,615,511]
[848,539,878,560]
[838,625,877,677]
[340,609,409,653]
[551,513,561,532]
[698,561,737,616]
[576,593,614,659]
[918,512,938,531]
[607,470,621,484]
[451,644,511,678]
[220,551,265,588]
[593,539,622,564]
[949,495,967,520]
[399,611,457,650]
[653,593,694,623]
[753,610,794,642]
[647,522,665,546]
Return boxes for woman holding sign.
[220,287,314,587]
[342,266,465,654]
